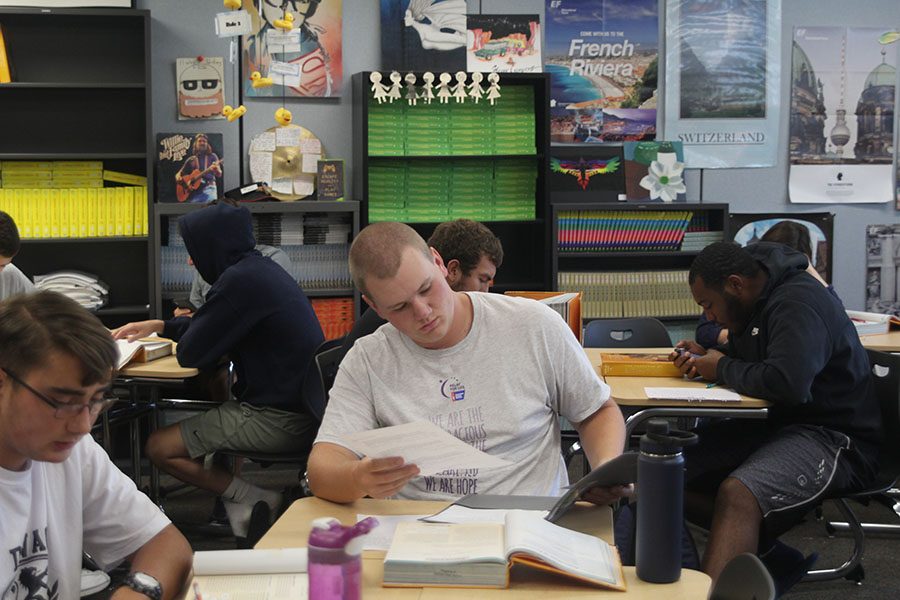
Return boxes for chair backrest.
[709,553,776,600]
[303,337,345,422]
[866,349,900,473]
[316,344,345,402]
[583,317,672,348]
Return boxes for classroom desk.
[858,330,900,352]
[256,497,711,599]
[583,347,771,439]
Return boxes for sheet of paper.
[422,505,549,524]
[266,29,301,52]
[271,178,294,195]
[191,574,307,599]
[356,514,429,551]
[271,72,301,87]
[339,421,512,476]
[250,132,276,152]
[249,152,273,185]
[270,59,301,77]
[276,127,301,148]
[644,387,741,402]
[300,138,322,154]
[293,177,315,195]
[301,153,321,174]
[193,548,307,575]
[214,10,251,38]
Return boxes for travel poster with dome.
[545,0,659,144]
[789,27,897,204]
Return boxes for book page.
[190,574,307,600]
[115,339,143,370]
[422,505,548,524]
[356,514,430,551]
[386,521,506,564]
[504,511,619,585]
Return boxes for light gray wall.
[143,0,899,310]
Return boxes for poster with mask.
[788,27,897,204]
[242,0,343,98]
[176,57,225,120]
[381,0,467,72]
[663,0,781,168]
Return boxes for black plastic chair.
[797,348,900,584]
[583,317,672,348]
[710,553,776,600]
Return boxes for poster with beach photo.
[663,0,781,168]
[545,0,658,143]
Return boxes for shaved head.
[349,222,431,297]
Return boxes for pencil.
[706,383,718,389]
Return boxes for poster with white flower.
[623,141,686,202]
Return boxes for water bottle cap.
[640,418,698,454]
[308,516,379,549]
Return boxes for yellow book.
[106,188,116,236]
[97,189,107,236]
[103,169,147,186]
[114,187,125,236]
[59,189,70,237]
[599,353,681,378]
[140,186,148,236]
[88,189,99,237]
[18,189,32,238]
[123,187,134,236]
[75,189,88,237]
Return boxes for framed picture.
[729,212,834,283]
[548,145,624,203]
[865,224,900,316]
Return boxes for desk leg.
[149,385,161,506]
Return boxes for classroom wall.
[143,0,899,311]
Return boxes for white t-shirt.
[0,436,171,599]
[315,292,611,500]
[0,264,34,301]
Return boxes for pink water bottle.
[308,516,378,600]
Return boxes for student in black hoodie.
[672,241,881,592]
[113,201,324,537]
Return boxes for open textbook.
[383,510,625,590]
[187,548,308,599]
[115,336,172,370]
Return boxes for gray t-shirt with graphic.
[315,292,610,500]
[0,263,34,301]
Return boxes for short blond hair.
[350,222,430,297]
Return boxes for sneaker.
[80,569,110,597]
[244,500,272,548]
[759,540,818,598]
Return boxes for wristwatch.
[119,571,162,600]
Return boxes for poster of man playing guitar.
[156,132,225,203]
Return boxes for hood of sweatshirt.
[745,241,809,302]
[178,202,256,285]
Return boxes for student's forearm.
[574,400,626,469]
[307,444,365,503]
[112,525,192,600]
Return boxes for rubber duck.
[223,0,241,9]
[222,104,246,122]
[273,12,294,31]
[274,107,293,126]
[250,71,273,89]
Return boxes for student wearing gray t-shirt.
[0,211,34,301]
[308,222,627,503]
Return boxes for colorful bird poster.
[176,56,225,120]
[789,27,897,204]
[548,146,625,203]
[545,0,658,143]
[242,0,343,98]
[663,0,781,168]
[381,0,467,72]
[466,15,542,73]
[623,141,686,202]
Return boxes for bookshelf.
[352,71,552,293]
[551,203,729,322]
[153,201,360,339]
[0,7,152,327]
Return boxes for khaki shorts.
[179,400,318,460]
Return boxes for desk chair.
[583,317,672,348]
[710,553,776,600]
[794,349,900,584]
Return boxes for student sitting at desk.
[0,291,191,600]
[673,241,881,593]
[0,211,34,301]
[113,201,324,539]
[696,220,838,349]
[307,222,626,503]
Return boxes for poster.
[623,141,685,202]
[789,27,897,204]
[548,145,624,203]
[865,224,900,315]
[663,0,781,168]
[156,133,223,203]
[545,0,658,143]
[466,14,541,73]
[176,57,225,120]
[381,0,467,72]
[242,0,343,98]
[730,213,834,283]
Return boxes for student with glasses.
[0,291,191,600]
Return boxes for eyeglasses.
[181,79,220,91]
[1,368,117,420]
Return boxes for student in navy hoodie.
[113,200,324,537]
[672,241,881,594]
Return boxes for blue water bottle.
[635,419,698,583]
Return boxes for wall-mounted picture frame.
[548,145,625,204]
[729,212,834,283]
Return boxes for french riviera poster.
[789,27,897,204]
[663,0,781,168]
[242,0,343,97]
[545,0,658,143]
[467,14,542,73]
[381,0,467,72]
